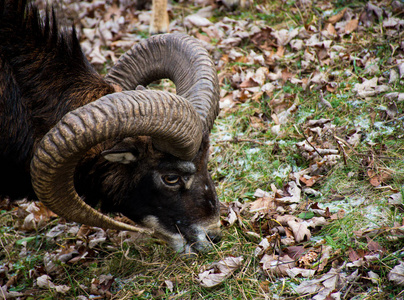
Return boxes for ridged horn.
[30,90,202,232]
[105,33,220,133]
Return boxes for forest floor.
[1,0,404,299]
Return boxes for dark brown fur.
[0,0,114,198]
[0,0,220,249]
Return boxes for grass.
[1,0,404,299]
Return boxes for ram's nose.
[208,231,222,244]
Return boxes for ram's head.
[30,33,221,253]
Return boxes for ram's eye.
[162,175,181,186]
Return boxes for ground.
[1,0,404,299]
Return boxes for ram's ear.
[102,150,136,164]
[101,138,142,164]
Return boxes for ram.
[0,0,221,253]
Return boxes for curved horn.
[105,33,220,133]
[30,90,202,232]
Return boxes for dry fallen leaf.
[221,201,244,227]
[304,217,328,228]
[368,270,380,284]
[317,245,333,273]
[389,192,403,205]
[89,44,107,65]
[197,256,243,287]
[274,103,298,125]
[276,181,302,203]
[286,267,316,278]
[388,261,404,286]
[184,15,213,28]
[297,249,318,267]
[91,275,114,296]
[325,23,337,35]
[330,209,345,220]
[275,215,311,242]
[19,202,57,231]
[344,19,358,34]
[287,219,311,242]
[295,266,354,299]
[88,227,107,248]
[399,62,404,78]
[249,190,276,212]
[353,77,380,98]
[36,275,71,294]
[299,174,321,187]
[327,8,347,24]
[0,286,23,299]
[260,254,295,277]
[254,238,271,257]
[367,168,393,187]
[346,129,362,147]
[383,17,404,29]
[271,28,300,46]
[360,2,384,27]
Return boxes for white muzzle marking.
[142,215,220,253]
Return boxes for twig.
[0,237,10,261]
[334,136,400,160]
[319,90,332,108]
[334,135,359,155]
[381,113,404,125]
[215,137,268,146]
[293,124,302,136]
[343,271,361,299]
[335,139,347,166]
[300,126,324,158]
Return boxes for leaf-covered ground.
[1,0,404,299]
